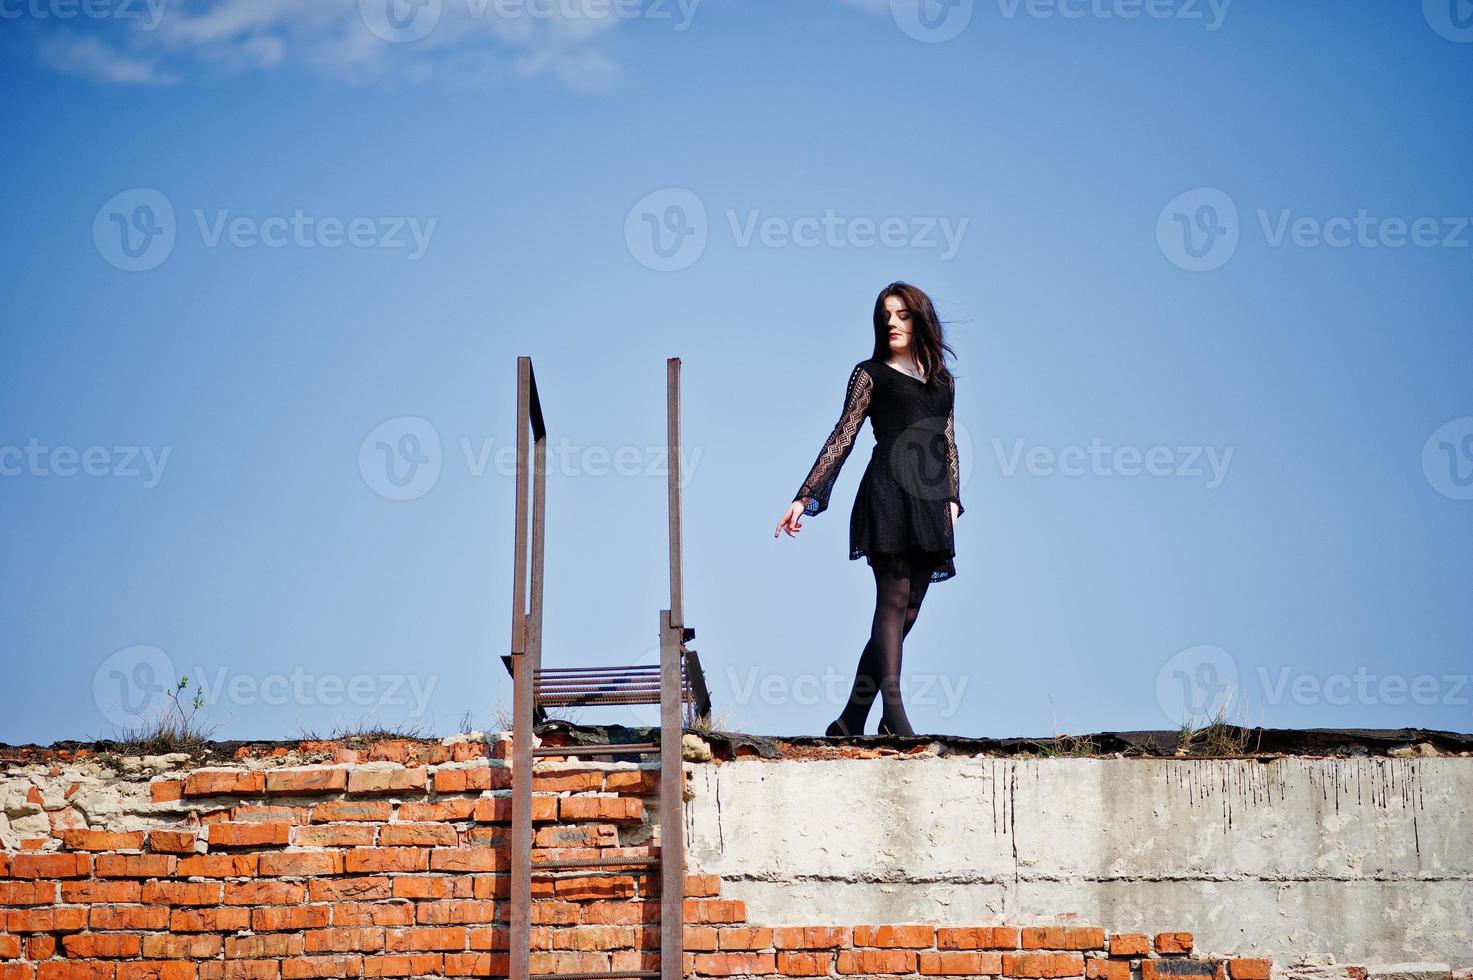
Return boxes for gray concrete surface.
[684,755,1473,968]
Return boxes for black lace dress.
[793,357,964,583]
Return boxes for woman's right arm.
[792,362,874,517]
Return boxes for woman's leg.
[834,554,932,733]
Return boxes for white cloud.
[23,0,650,90]
[39,34,178,85]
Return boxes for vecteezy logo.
[1155,643,1239,726]
[887,413,974,507]
[359,416,443,500]
[92,644,178,729]
[1156,187,1239,272]
[1422,416,1473,501]
[890,0,973,42]
[359,0,442,43]
[93,188,176,272]
[1423,0,1473,42]
[624,188,708,272]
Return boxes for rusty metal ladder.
[502,355,712,980]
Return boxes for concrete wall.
[684,755,1473,969]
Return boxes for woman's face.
[884,295,913,356]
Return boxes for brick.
[836,949,916,974]
[38,965,114,980]
[150,779,185,803]
[397,800,478,822]
[854,924,937,948]
[1229,959,1273,980]
[199,964,278,980]
[333,902,415,927]
[776,951,832,976]
[60,881,139,903]
[208,822,290,847]
[773,926,851,949]
[383,926,468,952]
[117,964,199,980]
[10,853,90,878]
[96,853,176,878]
[222,881,306,906]
[428,848,502,873]
[253,905,332,931]
[1142,961,1217,980]
[1157,933,1194,955]
[175,854,259,878]
[310,877,394,903]
[558,796,642,823]
[718,926,774,950]
[141,880,224,906]
[0,881,57,905]
[264,768,348,796]
[1003,952,1086,978]
[428,768,499,794]
[1109,934,1151,957]
[682,899,746,924]
[280,956,363,979]
[226,933,304,959]
[294,824,377,848]
[379,823,457,847]
[921,951,1005,975]
[230,804,309,824]
[346,768,427,795]
[61,932,143,958]
[309,801,392,823]
[413,901,499,926]
[344,848,428,874]
[7,907,87,932]
[60,830,145,851]
[257,851,344,877]
[1023,927,1107,950]
[1088,959,1132,980]
[171,907,252,932]
[147,830,199,854]
[531,769,603,793]
[695,952,778,976]
[141,933,222,959]
[183,770,265,797]
[362,954,444,977]
[90,903,170,930]
[304,927,386,953]
[938,926,1020,949]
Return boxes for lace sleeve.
[793,362,873,517]
[945,378,964,518]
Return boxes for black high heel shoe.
[878,716,915,737]
[825,717,854,737]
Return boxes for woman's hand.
[775,500,807,538]
[949,501,960,526]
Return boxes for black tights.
[834,549,932,736]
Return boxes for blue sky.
[2,0,1472,744]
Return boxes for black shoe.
[878,716,915,737]
[825,717,854,737]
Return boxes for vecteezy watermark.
[92,644,439,728]
[724,663,972,717]
[357,0,701,44]
[1157,187,1473,272]
[1255,664,1472,709]
[888,413,976,505]
[358,415,704,501]
[0,439,171,488]
[1423,0,1473,42]
[93,188,438,272]
[992,437,1234,488]
[1422,416,1473,501]
[0,0,167,28]
[1155,643,1239,726]
[624,187,969,272]
[888,0,1230,43]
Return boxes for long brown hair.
[869,281,957,388]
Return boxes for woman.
[774,281,964,738]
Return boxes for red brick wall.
[0,737,1274,979]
